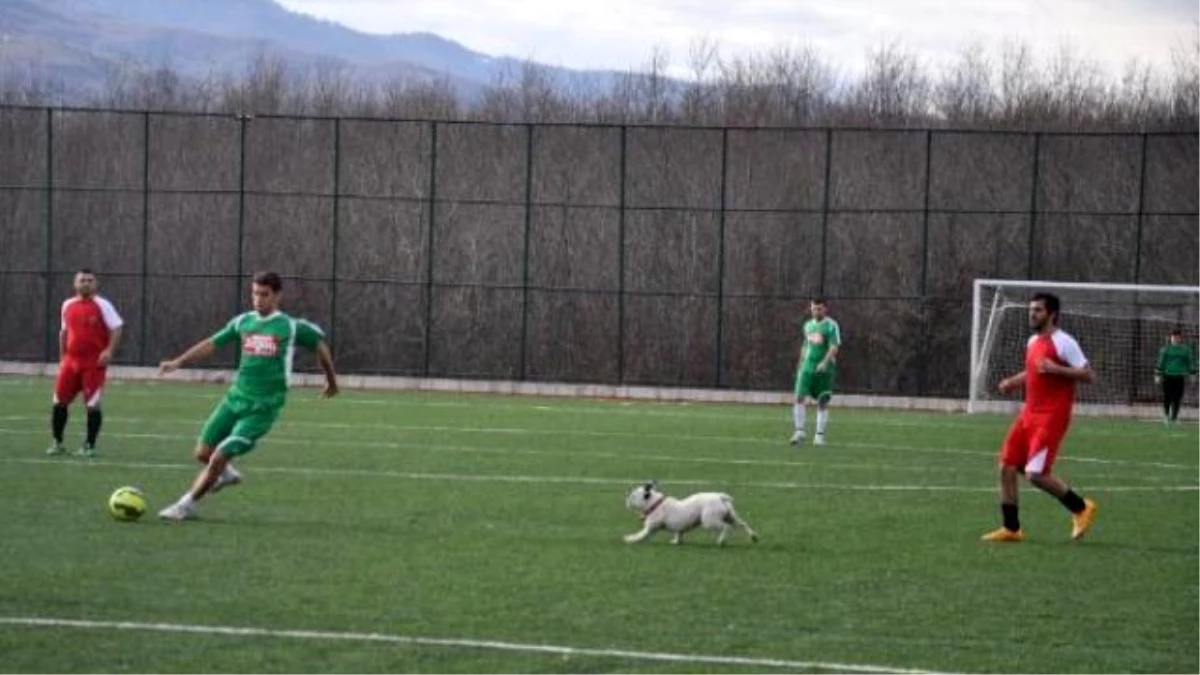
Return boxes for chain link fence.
[0,105,1196,398]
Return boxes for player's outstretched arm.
[998,370,1026,394]
[159,338,217,374]
[315,340,339,398]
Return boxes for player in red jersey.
[47,269,124,458]
[982,292,1099,542]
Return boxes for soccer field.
[0,375,1196,674]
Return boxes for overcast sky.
[277,0,1197,78]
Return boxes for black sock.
[1001,503,1020,532]
[85,408,102,447]
[51,404,68,443]
[1059,489,1087,514]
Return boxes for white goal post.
[969,279,1200,418]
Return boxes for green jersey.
[1156,343,1197,377]
[800,317,841,370]
[211,310,326,407]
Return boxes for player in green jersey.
[791,298,841,446]
[1155,328,1197,426]
[156,272,339,521]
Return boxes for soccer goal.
[969,279,1200,418]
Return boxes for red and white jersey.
[1023,329,1088,419]
[61,295,123,362]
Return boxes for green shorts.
[199,392,281,458]
[795,367,835,402]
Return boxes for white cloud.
[277,0,1196,77]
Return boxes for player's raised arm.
[159,338,217,374]
[161,315,244,374]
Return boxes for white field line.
[6,375,1195,438]
[0,426,1186,482]
[0,616,946,675]
[1,415,1193,472]
[3,456,1195,493]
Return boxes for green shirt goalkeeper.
[1155,328,1197,425]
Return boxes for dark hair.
[252,271,283,293]
[1171,328,1184,336]
[1030,292,1061,322]
[77,268,94,276]
[810,297,827,306]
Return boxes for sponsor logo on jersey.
[243,333,280,357]
[807,331,825,344]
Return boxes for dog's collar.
[642,495,667,519]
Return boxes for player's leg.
[791,369,811,444]
[1161,376,1173,424]
[192,401,245,495]
[982,418,1028,541]
[813,372,834,446]
[159,399,238,520]
[76,365,108,457]
[197,409,276,500]
[48,360,82,455]
[160,405,278,520]
[1165,376,1185,423]
[1025,424,1097,540]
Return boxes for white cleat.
[157,503,196,521]
[790,430,806,446]
[211,467,243,494]
[814,433,826,446]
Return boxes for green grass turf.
[0,375,1196,673]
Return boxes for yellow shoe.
[1071,499,1098,540]
[981,527,1024,542]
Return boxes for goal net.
[970,279,1200,418]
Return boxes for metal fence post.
[519,123,534,381]
[235,115,247,317]
[819,128,832,295]
[139,111,150,365]
[422,121,438,377]
[1026,133,1041,279]
[1129,132,1150,404]
[715,128,728,388]
[329,118,341,348]
[918,129,933,395]
[43,107,54,363]
[1133,133,1149,284]
[617,125,627,384]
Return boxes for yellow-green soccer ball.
[108,486,147,522]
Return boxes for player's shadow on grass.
[1069,540,1197,556]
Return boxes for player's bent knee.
[215,436,254,458]
[194,444,214,463]
[1027,471,1050,487]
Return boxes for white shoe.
[790,430,806,445]
[814,433,826,446]
[157,502,196,521]
[211,466,243,494]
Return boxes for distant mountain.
[0,0,623,99]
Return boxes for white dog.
[623,481,759,546]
